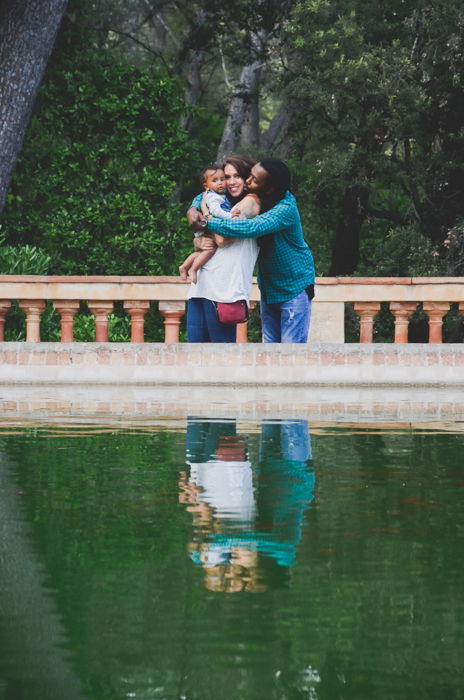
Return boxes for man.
[187,158,315,343]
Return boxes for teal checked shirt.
[190,191,315,304]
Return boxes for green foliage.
[2,0,464,285]
[285,0,464,274]
[0,231,54,342]
[358,224,444,277]
[71,310,131,342]
[442,223,464,275]
[0,230,51,275]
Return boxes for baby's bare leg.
[179,251,199,281]
[188,249,216,283]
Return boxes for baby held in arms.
[179,164,231,284]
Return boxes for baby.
[179,165,230,283]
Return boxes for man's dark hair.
[199,163,223,187]
[257,158,292,251]
[259,158,292,207]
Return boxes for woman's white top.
[187,237,258,304]
[187,196,259,304]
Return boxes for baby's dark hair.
[199,163,224,187]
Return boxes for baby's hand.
[231,208,241,218]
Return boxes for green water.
[0,419,463,700]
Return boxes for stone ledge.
[1,385,464,426]
[1,342,463,386]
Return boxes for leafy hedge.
[2,50,192,277]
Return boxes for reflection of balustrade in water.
[0,275,463,343]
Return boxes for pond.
[0,418,463,700]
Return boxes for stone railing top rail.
[1,275,463,302]
[1,275,463,282]
[0,275,191,301]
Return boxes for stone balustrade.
[0,275,463,343]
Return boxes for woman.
[186,154,261,343]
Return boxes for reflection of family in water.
[179,419,315,593]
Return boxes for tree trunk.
[261,103,289,154]
[216,59,262,162]
[216,30,267,162]
[0,0,69,214]
[177,7,207,133]
[329,184,369,275]
[240,91,260,152]
[181,48,205,132]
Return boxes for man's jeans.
[260,290,311,343]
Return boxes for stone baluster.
[53,300,80,342]
[389,302,417,343]
[0,300,11,341]
[19,300,46,342]
[353,302,380,343]
[159,301,185,343]
[423,302,450,343]
[87,301,114,342]
[236,301,256,343]
[123,301,150,342]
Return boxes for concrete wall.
[1,342,463,386]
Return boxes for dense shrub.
[2,49,192,277]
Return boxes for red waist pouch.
[213,300,249,324]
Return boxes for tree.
[212,0,296,160]
[84,0,296,160]
[1,6,191,277]
[0,0,69,214]
[216,30,268,161]
[3,0,463,281]
[283,0,464,275]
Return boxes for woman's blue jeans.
[187,298,237,343]
[260,290,311,343]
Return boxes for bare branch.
[154,11,181,47]
[219,43,232,90]
[95,25,172,73]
